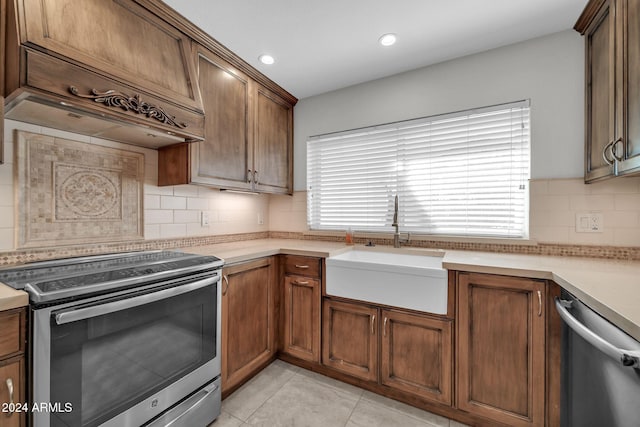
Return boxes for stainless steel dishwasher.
[556,290,640,427]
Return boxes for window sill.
[302,230,538,247]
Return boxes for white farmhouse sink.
[325,248,448,314]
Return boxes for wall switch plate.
[257,212,264,225]
[575,212,603,233]
[201,211,210,227]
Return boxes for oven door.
[31,272,221,427]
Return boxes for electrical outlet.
[575,212,603,233]
[201,211,210,227]
[257,212,264,225]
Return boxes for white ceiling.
[164,0,588,100]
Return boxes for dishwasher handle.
[555,297,640,368]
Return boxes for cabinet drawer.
[0,311,23,359]
[283,255,321,278]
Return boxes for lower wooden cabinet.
[322,299,378,382]
[222,257,276,394]
[282,275,320,362]
[380,309,452,405]
[457,272,546,427]
[0,307,26,427]
[322,298,453,405]
[0,358,24,427]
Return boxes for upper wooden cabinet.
[577,0,640,181]
[16,0,201,112]
[158,45,295,194]
[4,0,205,145]
[456,272,546,427]
[188,46,254,190]
[253,86,293,194]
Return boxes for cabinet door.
[222,258,276,393]
[380,310,452,405]
[253,86,293,194]
[618,0,640,174]
[457,273,546,427]
[190,46,253,190]
[322,299,378,382]
[283,275,320,362]
[584,0,617,182]
[17,0,200,111]
[0,358,25,427]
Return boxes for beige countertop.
[2,238,639,342]
[0,283,29,311]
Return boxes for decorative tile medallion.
[15,131,144,248]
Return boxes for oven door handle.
[54,275,220,325]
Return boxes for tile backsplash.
[0,120,269,251]
[2,120,640,254]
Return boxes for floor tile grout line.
[342,393,364,427]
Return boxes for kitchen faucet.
[392,195,410,248]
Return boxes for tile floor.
[209,360,469,427]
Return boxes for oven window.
[49,283,216,427]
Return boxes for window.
[307,100,530,238]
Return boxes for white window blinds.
[307,100,530,238]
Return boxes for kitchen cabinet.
[281,255,322,362]
[4,0,205,144]
[322,299,378,382]
[221,257,276,396]
[456,272,546,427]
[322,297,453,406]
[158,47,294,194]
[0,308,26,427]
[577,0,640,181]
[380,309,452,406]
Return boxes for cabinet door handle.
[383,317,388,337]
[371,315,376,335]
[247,169,253,183]
[537,290,542,317]
[612,137,624,162]
[253,170,259,184]
[292,280,309,285]
[602,140,616,165]
[295,264,309,269]
[6,378,14,407]
[223,275,229,296]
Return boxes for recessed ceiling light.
[259,54,275,65]
[378,33,397,47]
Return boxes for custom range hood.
[2,0,206,148]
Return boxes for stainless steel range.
[0,250,224,427]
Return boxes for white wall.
[293,30,584,191]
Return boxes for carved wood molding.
[69,86,188,129]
